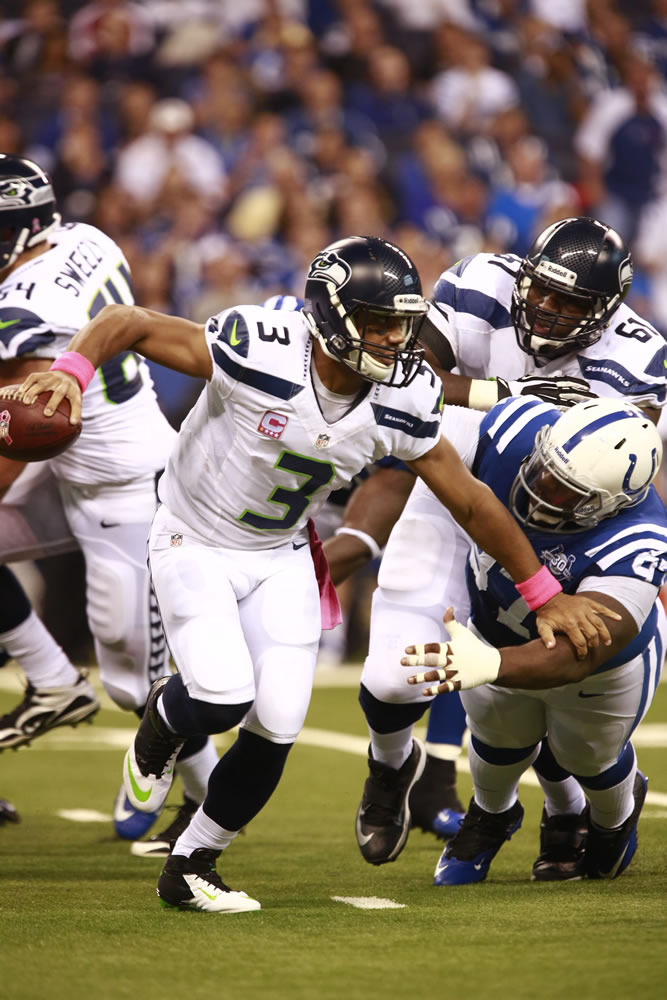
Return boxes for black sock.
[203,728,292,830]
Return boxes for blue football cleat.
[432,807,465,839]
[409,754,465,840]
[113,785,161,841]
[433,797,524,885]
[586,770,647,879]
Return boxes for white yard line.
[331,896,406,909]
[2,662,666,809]
[13,721,667,810]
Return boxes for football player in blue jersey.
[20,235,617,913]
[400,396,665,884]
[332,217,667,845]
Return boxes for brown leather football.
[0,384,82,462]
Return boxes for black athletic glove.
[495,374,598,409]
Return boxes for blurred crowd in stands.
[3,0,667,424]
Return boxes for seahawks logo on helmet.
[307,251,352,291]
[0,179,38,206]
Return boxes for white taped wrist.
[334,526,382,561]
[468,379,501,412]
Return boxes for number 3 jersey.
[159,305,444,549]
[0,222,176,484]
[430,253,667,409]
[467,396,667,673]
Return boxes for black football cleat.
[586,771,648,879]
[0,798,20,825]
[356,738,426,865]
[531,805,588,881]
[0,672,99,751]
[156,848,260,912]
[123,677,184,813]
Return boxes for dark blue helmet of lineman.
[0,154,61,272]
[511,217,633,363]
[303,235,428,387]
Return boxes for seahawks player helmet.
[303,236,428,387]
[511,217,632,362]
[0,154,61,271]
[510,398,662,533]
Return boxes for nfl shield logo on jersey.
[315,433,331,449]
[258,411,288,440]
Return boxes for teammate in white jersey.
[0,155,216,845]
[401,397,665,884]
[335,218,667,856]
[21,234,618,913]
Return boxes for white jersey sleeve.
[569,304,667,409]
[431,253,524,380]
[364,363,444,466]
[0,222,176,484]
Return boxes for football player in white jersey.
[21,234,618,913]
[327,218,667,855]
[0,155,217,846]
[400,397,665,884]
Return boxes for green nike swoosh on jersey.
[126,754,152,803]
[229,318,241,346]
[0,318,20,330]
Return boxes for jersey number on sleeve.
[614,319,653,343]
[238,450,335,530]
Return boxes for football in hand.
[0,384,81,462]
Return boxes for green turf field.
[1,669,665,1000]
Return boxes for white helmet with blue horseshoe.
[510,397,663,532]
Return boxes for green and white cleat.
[157,849,261,913]
[123,677,183,813]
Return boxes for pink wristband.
[50,352,95,392]
[515,564,562,610]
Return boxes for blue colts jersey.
[467,397,667,672]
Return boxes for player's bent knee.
[361,652,424,704]
[358,682,427,732]
[162,674,252,735]
[241,719,301,744]
[190,699,251,734]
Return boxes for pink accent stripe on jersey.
[307,518,343,630]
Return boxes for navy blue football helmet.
[0,155,61,271]
[303,235,428,387]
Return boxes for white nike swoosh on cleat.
[357,831,374,846]
[473,863,483,870]
[114,800,135,823]
[606,844,630,878]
